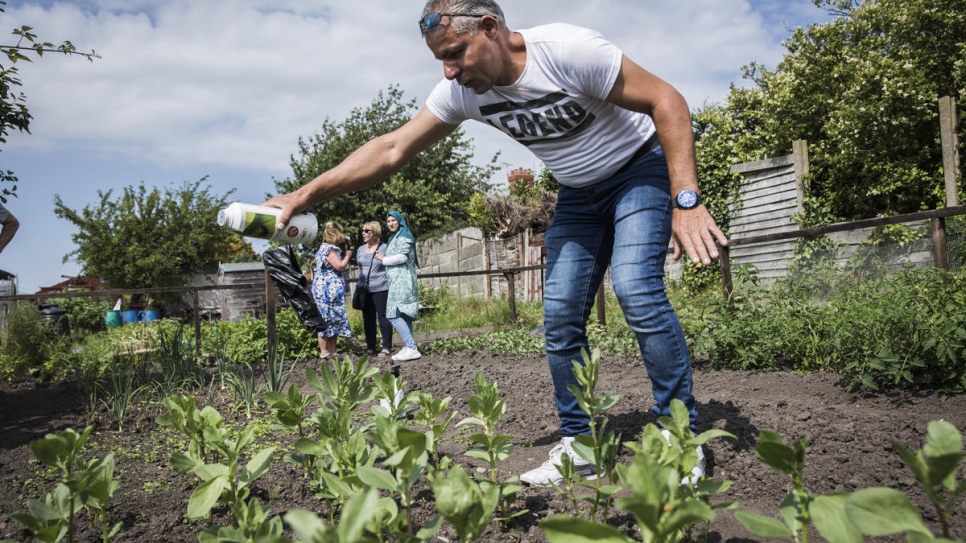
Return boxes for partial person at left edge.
[0,202,19,255]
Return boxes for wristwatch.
[672,190,701,210]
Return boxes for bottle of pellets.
[217,202,318,245]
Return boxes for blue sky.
[1,0,833,293]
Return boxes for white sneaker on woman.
[392,347,421,361]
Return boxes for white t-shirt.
[426,23,656,188]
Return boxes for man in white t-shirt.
[266,0,728,486]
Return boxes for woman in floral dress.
[311,221,353,358]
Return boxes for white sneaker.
[661,429,706,485]
[391,347,421,361]
[520,437,595,487]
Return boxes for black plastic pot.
[40,305,70,336]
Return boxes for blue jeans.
[543,144,697,435]
[389,314,417,350]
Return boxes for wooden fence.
[0,265,552,361]
[719,205,966,298]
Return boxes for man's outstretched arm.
[263,107,458,229]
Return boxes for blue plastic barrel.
[141,309,161,322]
[121,309,140,325]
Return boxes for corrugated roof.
[218,262,266,274]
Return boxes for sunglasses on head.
[418,12,483,32]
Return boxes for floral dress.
[384,235,419,320]
[311,243,353,338]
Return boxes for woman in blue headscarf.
[374,211,420,361]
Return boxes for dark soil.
[1,351,964,542]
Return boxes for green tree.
[273,85,498,249]
[695,0,965,224]
[53,178,239,289]
[1,1,98,201]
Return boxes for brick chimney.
[507,167,535,192]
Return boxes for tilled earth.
[1,350,964,542]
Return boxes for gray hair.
[420,0,506,36]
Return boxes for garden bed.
[1,351,964,542]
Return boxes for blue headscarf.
[387,211,418,267]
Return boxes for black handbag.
[352,253,374,310]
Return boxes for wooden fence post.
[193,290,202,360]
[456,232,463,297]
[939,96,961,207]
[933,218,950,270]
[265,270,276,359]
[504,271,517,322]
[792,139,810,215]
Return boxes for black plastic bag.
[263,246,325,330]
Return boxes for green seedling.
[653,399,737,493]
[564,348,623,521]
[373,368,410,420]
[156,393,225,465]
[295,423,375,521]
[615,399,736,541]
[845,419,965,542]
[102,355,148,432]
[282,490,378,543]
[456,372,526,524]
[263,341,292,395]
[411,391,459,470]
[224,362,258,418]
[361,415,432,536]
[197,497,285,543]
[290,367,377,520]
[181,423,276,522]
[9,427,122,543]
[264,383,314,438]
[265,383,316,477]
[283,487,441,543]
[542,439,719,543]
[306,354,378,411]
[735,429,860,543]
[429,466,500,542]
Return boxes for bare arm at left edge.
[606,55,727,265]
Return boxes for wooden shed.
[217,262,271,322]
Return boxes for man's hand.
[261,192,308,232]
[671,206,728,265]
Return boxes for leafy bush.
[200,308,318,366]
[0,302,75,379]
[219,316,268,365]
[691,265,966,396]
[275,307,319,358]
[58,297,112,336]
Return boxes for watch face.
[676,190,699,209]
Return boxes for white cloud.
[6,0,819,171]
